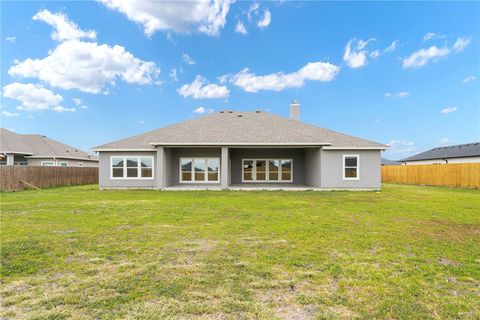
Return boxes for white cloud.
[423,32,446,41]
[99,0,233,37]
[170,68,178,82]
[247,3,259,22]
[235,21,247,34]
[178,75,230,99]
[9,40,159,94]
[385,91,410,98]
[370,50,380,59]
[462,75,477,83]
[2,110,19,117]
[182,53,195,65]
[438,137,450,146]
[387,140,416,157]
[402,46,450,68]
[53,106,76,113]
[72,98,82,106]
[343,38,376,68]
[224,61,340,93]
[452,37,470,52]
[138,120,145,124]
[441,106,457,114]
[193,106,214,114]
[33,9,96,42]
[5,36,16,44]
[257,9,271,28]
[2,82,63,111]
[384,40,399,53]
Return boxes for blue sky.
[1,1,479,160]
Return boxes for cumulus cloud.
[423,32,446,41]
[52,106,76,113]
[5,36,16,43]
[441,106,457,114]
[257,9,271,28]
[384,40,399,53]
[178,75,230,99]
[387,140,416,157]
[438,137,450,146]
[99,0,233,36]
[193,106,214,114]
[33,9,96,41]
[235,21,247,34]
[385,91,410,98]
[223,61,340,93]
[182,53,195,65]
[452,37,470,52]
[9,40,159,94]
[2,110,19,117]
[343,38,376,68]
[402,45,450,68]
[72,98,82,106]
[462,75,477,83]
[2,82,63,111]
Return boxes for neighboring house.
[0,128,98,167]
[94,101,387,190]
[401,142,480,165]
[381,158,401,166]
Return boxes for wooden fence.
[381,163,480,189]
[0,166,98,191]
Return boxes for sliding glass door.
[180,158,220,183]
[242,159,293,182]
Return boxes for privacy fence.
[0,166,98,191]
[381,163,480,189]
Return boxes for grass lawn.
[1,184,479,319]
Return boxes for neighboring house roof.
[401,142,480,162]
[0,128,98,161]
[381,158,401,165]
[95,111,386,150]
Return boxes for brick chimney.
[289,99,300,121]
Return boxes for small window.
[78,163,84,167]
[256,160,266,181]
[110,156,154,179]
[281,160,292,181]
[42,161,55,167]
[343,155,359,180]
[243,160,254,181]
[59,162,68,167]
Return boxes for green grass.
[1,184,479,319]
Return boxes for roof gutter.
[149,142,332,147]
[322,146,388,150]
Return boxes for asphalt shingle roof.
[0,128,98,161]
[401,142,480,162]
[95,111,386,150]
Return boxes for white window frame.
[241,159,293,183]
[179,157,220,184]
[41,161,55,167]
[59,161,68,167]
[78,163,84,167]
[343,154,360,180]
[110,156,154,180]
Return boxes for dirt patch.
[275,304,317,320]
[438,258,461,267]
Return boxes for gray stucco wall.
[320,149,381,189]
[99,151,157,189]
[304,148,322,188]
[27,158,98,167]
[229,148,306,185]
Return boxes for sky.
[1,1,479,160]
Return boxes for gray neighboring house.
[94,101,387,190]
[381,158,401,166]
[0,128,98,167]
[401,142,480,165]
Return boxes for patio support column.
[221,147,229,189]
[6,154,14,165]
[156,146,165,190]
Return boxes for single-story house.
[94,101,387,190]
[401,142,480,165]
[0,128,98,167]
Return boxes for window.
[14,155,28,166]
[343,155,359,180]
[42,161,55,167]
[242,159,293,182]
[78,163,84,167]
[180,158,220,183]
[110,156,154,179]
[59,162,68,167]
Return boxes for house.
[381,158,401,166]
[401,142,480,165]
[94,101,387,190]
[0,128,98,167]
